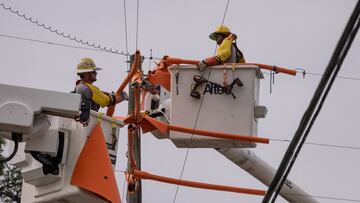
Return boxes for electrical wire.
[123,0,129,55]
[171,78,207,203]
[0,33,160,60]
[263,70,360,82]
[220,0,230,29]
[135,0,140,50]
[274,12,360,202]
[0,2,128,56]
[284,193,360,202]
[0,33,122,54]
[123,0,130,70]
[263,1,360,202]
[305,71,360,81]
[172,1,231,202]
[270,138,360,150]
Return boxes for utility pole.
[127,52,143,203]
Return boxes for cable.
[270,138,360,150]
[212,0,231,56]
[220,0,230,28]
[284,193,360,202]
[172,1,231,202]
[263,70,360,82]
[263,1,360,202]
[123,0,130,70]
[123,0,129,55]
[0,33,161,61]
[274,12,360,202]
[171,76,208,203]
[135,0,140,50]
[0,2,128,56]
[0,33,122,54]
[0,139,18,164]
[305,71,360,81]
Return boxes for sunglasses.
[214,33,228,39]
[90,71,97,75]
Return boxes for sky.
[1,0,360,202]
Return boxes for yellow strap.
[111,117,116,128]
[97,112,104,122]
[232,64,236,80]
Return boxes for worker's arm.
[84,83,128,108]
[216,37,233,62]
[85,83,112,107]
[197,34,236,72]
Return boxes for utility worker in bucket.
[197,25,245,73]
[74,58,128,123]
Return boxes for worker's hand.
[197,60,207,73]
[109,91,128,105]
[119,91,129,102]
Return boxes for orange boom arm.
[106,51,141,117]
[133,169,266,196]
[164,57,297,76]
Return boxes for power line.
[135,0,140,50]
[271,138,360,150]
[123,0,130,70]
[0,33,161,60]
[172,1,231,203]
[0,33,125,54]
[305,71,360,81]
[220,0,230,27]
[0,2,128,56]
[123,0,129,55]
[285,193,360,202]
[264,70,360,82]
[263,1,360,202]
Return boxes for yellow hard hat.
[76,57,102,74]
[209,25,237,41]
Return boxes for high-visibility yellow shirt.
[216,35,245,63]
[83,82,111,107]
[217,37,233,62]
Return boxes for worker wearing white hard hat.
[74,58,128,115]
[197,25,245,72]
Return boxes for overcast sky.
[1,0,360,202]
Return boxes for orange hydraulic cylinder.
[106,51,141,117]
[128,125,137,170]
[133,169,266,196]
[164,57,199,66]
[133,86,141,120]
[169,125,269,144]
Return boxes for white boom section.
[0,83,81,135]
[0,83,124,203]
[216,148,319,203]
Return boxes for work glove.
[110,91,128,105]
[196,60,208,73]
[118,91,129,102]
